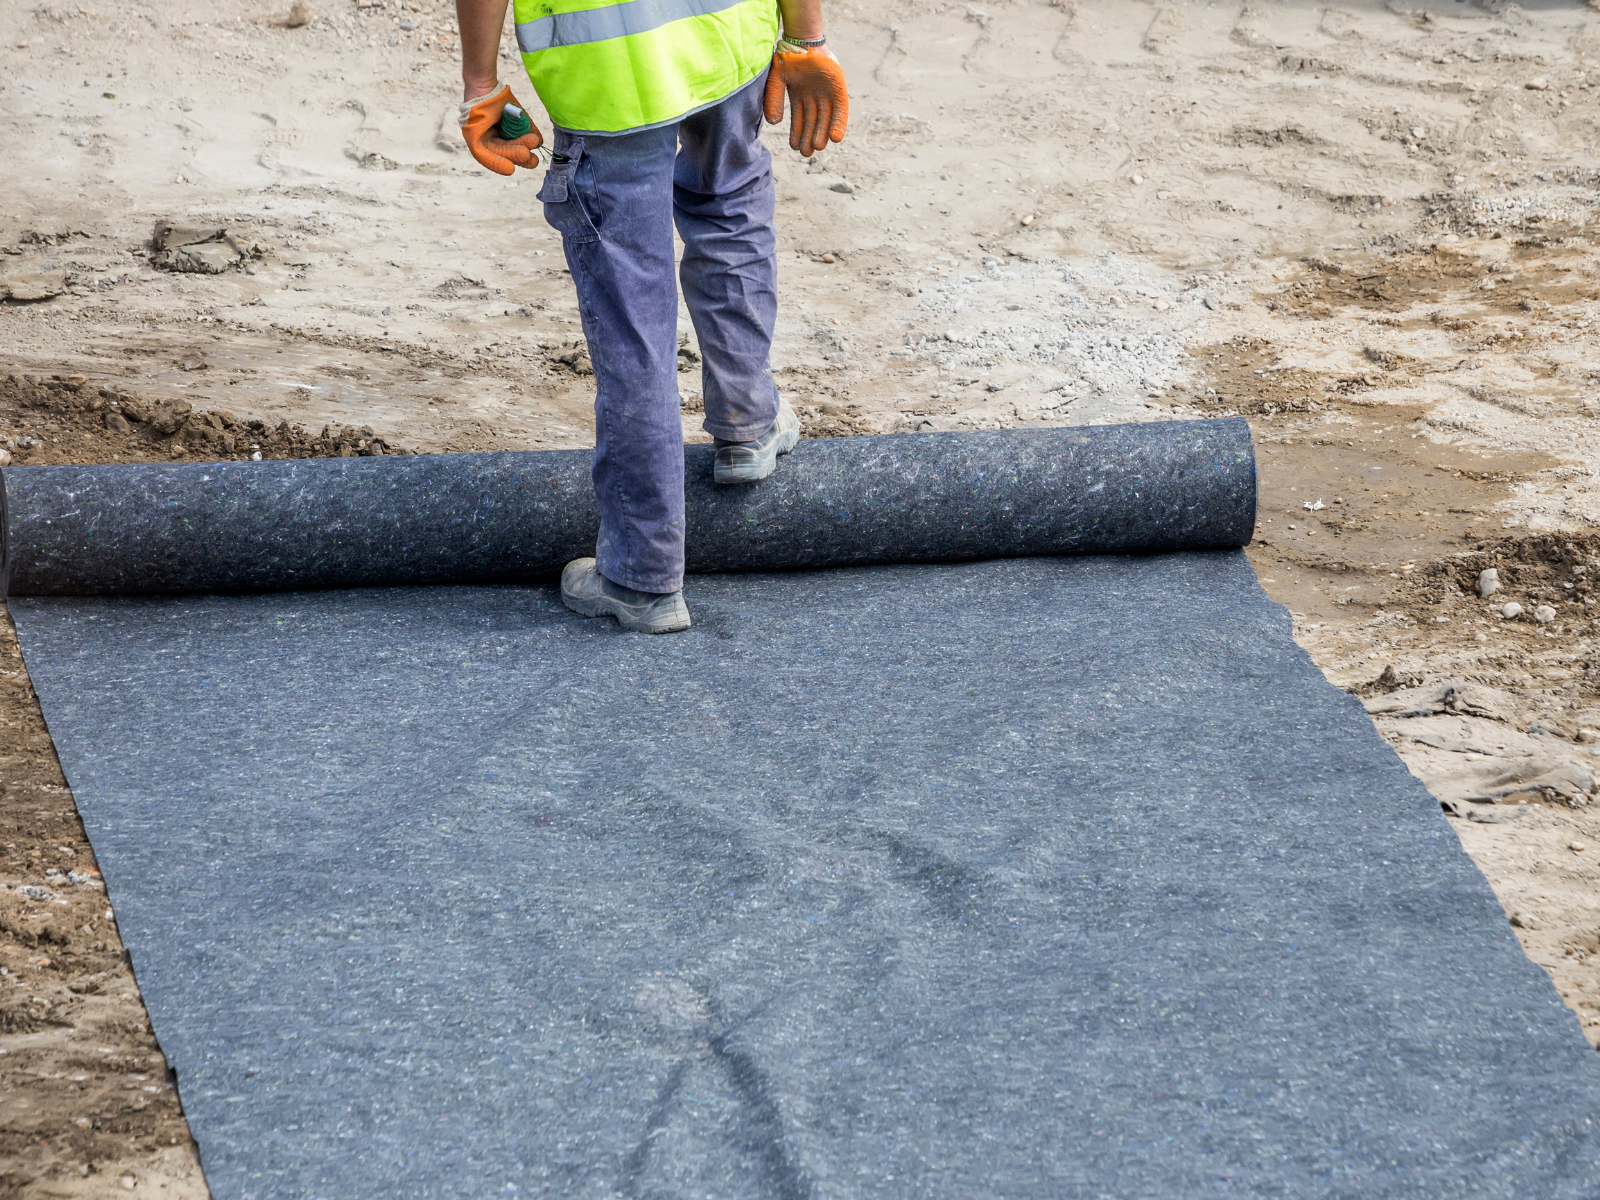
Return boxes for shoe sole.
[561,588,691,634]
[713,423,800,485]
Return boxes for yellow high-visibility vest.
[514,0,779,135]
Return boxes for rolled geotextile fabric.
[0,418,1254,597]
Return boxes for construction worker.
[455,0,849,633]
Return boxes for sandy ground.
[5,0,1600,1192]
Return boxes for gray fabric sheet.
[0,420,1253,596]
[11,553,1600,1200]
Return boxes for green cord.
[499,103,532,140]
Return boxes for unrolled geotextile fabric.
[4,420,1599,1200]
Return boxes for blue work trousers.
[537,74,780,594]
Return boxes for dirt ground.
[5,0,1600,1193]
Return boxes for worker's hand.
[459,83,543,176]
[762,43,848,157]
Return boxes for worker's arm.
[777,0,823,41]
[457,0,509,102]
[764,0,848,156]
[454,0,543,173]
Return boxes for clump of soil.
[1162,336,1331,417]
[1,372,413,467]
[795,399,876,439]
[1265,243,1600,322]
[1392,532,1600,639]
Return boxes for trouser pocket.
[537,135,599,245]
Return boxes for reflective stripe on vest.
[513,0,779,134]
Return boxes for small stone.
[1410,127,1425,140]
[1526,77,1550,91]
[1534,604,1556,624]
[120,1176,136,1191]
[819,253,836,264]
[169,442,188,460]
[1578,729,1600,744]
[1478,568,1500,598]
[75,1117,91,1129]
[1510,912,1539,930]
[1500,602,1523,619]
[104,412,131,434]
[1571,841,1588,852]
[0,448,10,467]
[1441,233,1458,243]
[286,0,311,25]
[1020,214,1035,226]
[1130,173,1143,185]
[828,181,853,194]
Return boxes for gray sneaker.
[713,398,800,485]
[560,558,690,634]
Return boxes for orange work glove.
[458,84,544,176]
[762,42,849,157]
